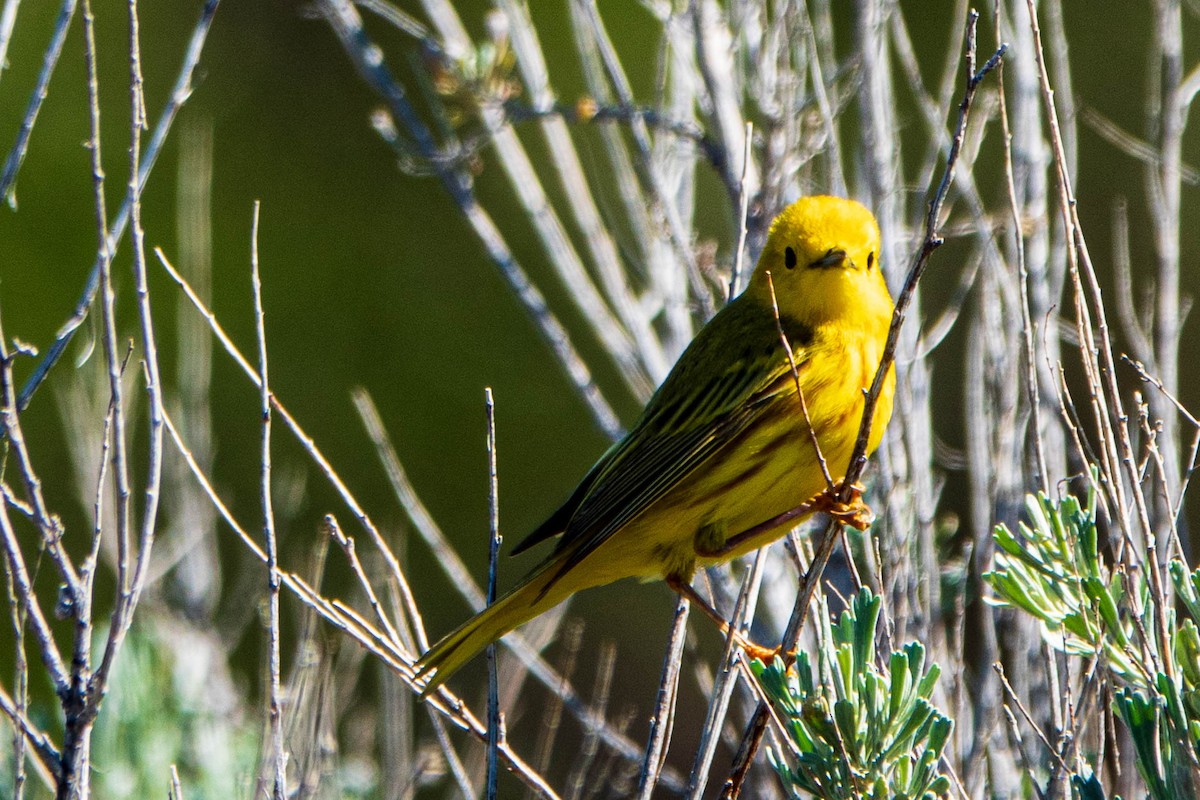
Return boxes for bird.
[415,195,896,694]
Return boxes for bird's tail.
[415,558,572,696]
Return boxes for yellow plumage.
[416,196,895,692]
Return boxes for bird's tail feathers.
[415,559,572,696]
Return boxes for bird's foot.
[736,636,793,665]
[809,482,875,531]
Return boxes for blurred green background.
[0,0,1197,795]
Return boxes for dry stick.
[721,18,1006,797]
[0,0,76,202]
[1122,357,1200,527]
[4,549,28,800]
[325,517,407,650]
[1025,0,1175,686]
[351,390,683,788]
[635,596,690,799]
[0,344,67,696]
[169,765,184,800]
[16,0,220,413]
[252,204,287,800]
[1127,371,1191,566]
[485,388,502,800]
[89,0,166,738]
[326,511,479,799]
[993,663,1071,776]
[766,272,833,494]
[319,0,622,441]
[0,681,58,784]
[54,1,123,793]
[685,550,765,800]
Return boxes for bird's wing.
[534,302,813,589]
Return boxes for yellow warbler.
[416,196,895,692]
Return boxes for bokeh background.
[1,0,1198,797]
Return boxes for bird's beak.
[810,248,848,269]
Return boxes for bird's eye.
[867,251,875,270]
[784,247,798,269]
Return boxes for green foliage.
[986,484,1200,799]
[752,589,953,800]
[985,484,1144,682]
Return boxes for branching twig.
[15,0,221,414]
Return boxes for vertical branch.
[1145,0,1184,527]
[58,0,117,792]
[485,387,502,800]
[88,0,166,723]
[1024,0,1174,690]
[635,596,689,800]
[685,550,765,799]
[253,203,287,800]
[4,556,27,800]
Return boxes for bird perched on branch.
[416,195,895,693]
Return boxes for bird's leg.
[694,484,875,563]
[664,575,783,663]
[808,482,874,531]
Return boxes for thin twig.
[685,551,765,799]
[635,595,689,799]
[252,203,288,800]
[766,271,833,493]
[0,0,77,203]
[485,387,502,800]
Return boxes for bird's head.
[745,196,892,328]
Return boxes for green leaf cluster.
[985,485,1144,682]
[986,482,1200,799]
[752,589,953,800]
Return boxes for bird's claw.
[809,482,875,531]
[736,637,794,664]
